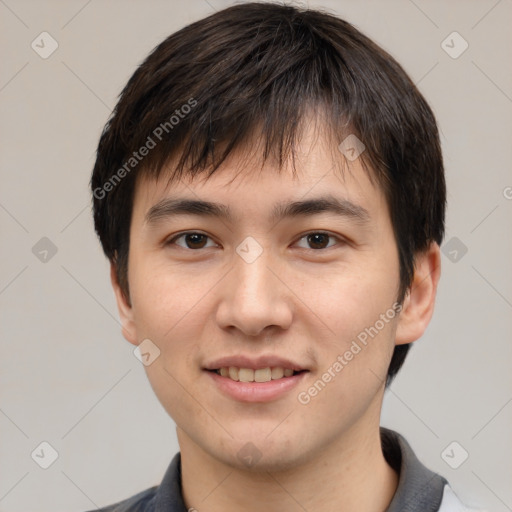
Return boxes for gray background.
[1,0,511,510]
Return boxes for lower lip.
[206,370,307,402]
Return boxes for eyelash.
[166,231,345,251]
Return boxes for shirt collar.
[152,428,448,512]
[381,427,447,512]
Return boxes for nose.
[215,249,293,337]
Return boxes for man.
[90,3,478,510]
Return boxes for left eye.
[170,233,217,249]
[295,232,339,250]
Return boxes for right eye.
[167,232,218,250]
[165,231,216,250]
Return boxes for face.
[116,126,416,471]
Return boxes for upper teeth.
[218,367,295,382]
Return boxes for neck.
[178,420,398,512]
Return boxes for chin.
[207,431,315,473]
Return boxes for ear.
[395,243,441,346]
[110,262,138,346]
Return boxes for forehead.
[132,122,387,221]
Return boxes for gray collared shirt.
[88,428,464,511]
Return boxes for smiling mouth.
[210,367,306,383]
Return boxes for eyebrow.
[144,195,370,226]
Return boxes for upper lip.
[204,355,307,371]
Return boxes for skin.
[112,123,441,512]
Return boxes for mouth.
[204,355,309,402]
[204,358,309,402]
[209,366,306,383]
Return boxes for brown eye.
[184,233,208,249]
[170,232,216,249]
[306,233,331,249]
[298,232,341,250]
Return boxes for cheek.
[298,258,399,338]
[295,259,400,399]
[129,268,207,424]
[296,316,398,434]
[129,258,212,337]
[128,265,210,415]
